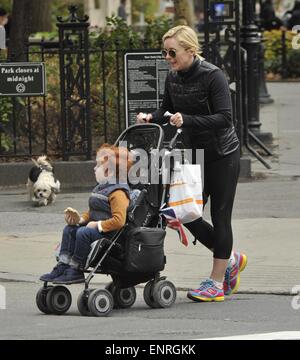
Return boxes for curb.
[0,273,295,296]
[0,161,96,188]
[0,158,252,189]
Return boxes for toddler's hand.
[64,207,80,225]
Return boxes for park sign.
[124,51,170,127]
[0,62,46,96]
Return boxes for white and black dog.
[27,155,61,206]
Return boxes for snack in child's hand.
[64,207,81,224]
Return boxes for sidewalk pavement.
[0,217,300,294]
[0,82,300,295]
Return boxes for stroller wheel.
[113,287,137,309]
[36,286,53,314]
[46,286,72,315]
[152,280,177,308]
[77,289,95,316]
[87,289,114,317]
[105,282,136,309]
[143,280,160,308]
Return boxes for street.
[0,282,299,340]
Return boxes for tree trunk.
[29,0,52,33]
[8,0,33,61]
[173,0,193,27]
[8,0,54,61]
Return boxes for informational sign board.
[124,51,170,127]
[0,62,46,96]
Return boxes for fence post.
[258,34,274,104]
[281,30,288,80]
[241,0,261,133]
[57,5,91,160]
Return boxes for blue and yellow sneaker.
[223,252,248,296]
[187,279,225,302]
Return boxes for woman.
[40,144,133,284]
[137,25,247,302]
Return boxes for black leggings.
[184,148,240,259]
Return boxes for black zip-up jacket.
[152,58,239,162]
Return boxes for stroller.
[36,123,183,317]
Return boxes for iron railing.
[0,39,157,160]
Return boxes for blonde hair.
[162,25,204,60]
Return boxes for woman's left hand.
[86,221,98,229]
[170,112,183,128]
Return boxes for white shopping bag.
[167,164,203,224]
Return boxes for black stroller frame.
[36,123,184,317]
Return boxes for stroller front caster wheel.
[77,289,95,316]
[46,286,72,315]
[87,289,114,317]
[143,280,160,308]
[36,286,53,314]
[152,280,177,308]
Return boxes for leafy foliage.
[131,0,160,24]
[0,98,13,151]
[264,29,300,78]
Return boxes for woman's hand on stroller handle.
[169,112,183,128]
[162,112,183,128]
[136,112,152,123]
[136,111,183,128]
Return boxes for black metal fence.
[0,40,150,161]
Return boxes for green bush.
[287,50,300,77]
[0,98,13,151]
[264,29,300,78]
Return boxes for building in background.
[159,0,175,15]
[84,0,132,27]
[84,0,199,28]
